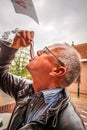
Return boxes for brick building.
[68,43,87,95]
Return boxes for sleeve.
[19,122,44,130]
[56,102,86,130]
[0,40,34,100]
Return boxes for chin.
[26,63,34,75]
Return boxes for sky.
[0,0,87,50]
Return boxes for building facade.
[68,43,87,94]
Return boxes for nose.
[37,50,43,56]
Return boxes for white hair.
[52,43,81,87]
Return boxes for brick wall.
[0,102,15,113]
[68,62,87,94]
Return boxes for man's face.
[26,44,66,91]
[26,46,59,78]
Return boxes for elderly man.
[0,30,86,130]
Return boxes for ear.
[50,67,66,77]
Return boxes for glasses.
[42,47,65,67]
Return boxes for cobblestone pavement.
[71,93,87,129]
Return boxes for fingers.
[12,30,34,49]
[19,30,34,41]
[26,31,32,43]
[30,31,34,41]
[20,30,26,40]
[19,30,34,46]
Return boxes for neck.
[32,77,57,92]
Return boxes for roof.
[74,43,87,59]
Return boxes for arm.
[19,122,44,130]
[0,30,34,100]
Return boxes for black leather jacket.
[0,40,86,130]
